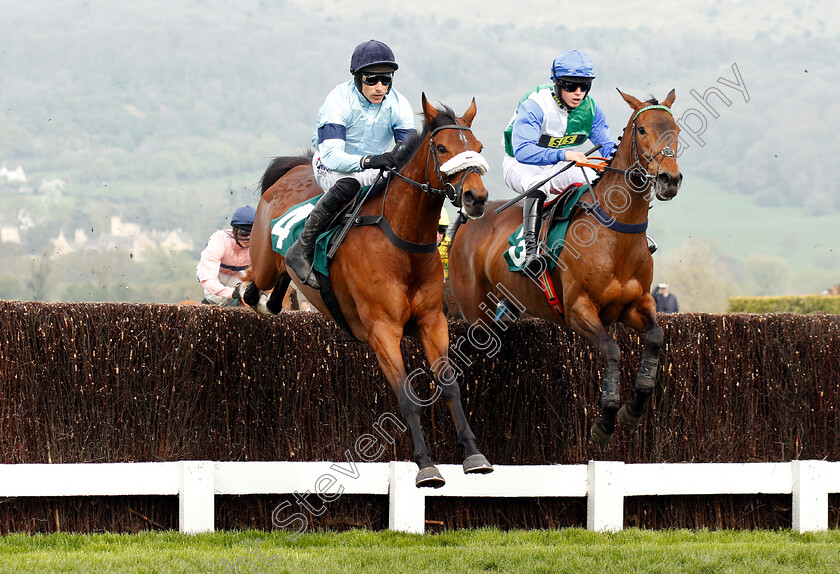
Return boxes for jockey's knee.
[330,177,362,201]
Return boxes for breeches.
[502,155,599,199]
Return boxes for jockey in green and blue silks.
[502,49,618,276]
[285,39,417,290]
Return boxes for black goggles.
[233,227,252,238]
[360,73,393,86]
[556,79,592,93]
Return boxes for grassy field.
[1,528,839,574]
[648,176,840,271]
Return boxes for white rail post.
[388,461,425,534]
[179,461,215,534]
[792,460,829,532]
[587,460,625,532]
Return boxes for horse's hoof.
[463,454,494,475]
[617,403,642,429]
[254,293,273,316]
[415,466,445,489]
[590,419,614,446]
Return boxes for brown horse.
[449,90,682,445]
[245,94,493,487]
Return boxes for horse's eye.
[637,126,647,135]
[436,144,447,154]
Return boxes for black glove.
[361,152,397,170]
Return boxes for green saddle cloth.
[270,194,340,278]
[503,184,590,273]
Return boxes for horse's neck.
[382,162,442,245]
[590,145,651,224]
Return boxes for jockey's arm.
[196,232,234,298]
[511,99,568,166]
[317,124,365,173]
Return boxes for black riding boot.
[521,195,545,277]
[284,181,354,290]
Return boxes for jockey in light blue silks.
[284,39,417,290]
[502,49,618,276]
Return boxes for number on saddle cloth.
[503,184,590,273]
[270,185,372,277]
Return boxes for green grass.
[2,528,839,573]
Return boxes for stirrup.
[647,236,658,254]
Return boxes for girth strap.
[354,215,438,254]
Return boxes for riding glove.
[361,152,397,170]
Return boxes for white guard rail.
[0,460,836,534]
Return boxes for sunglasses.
[360,73,393,86]
[556,79,592,93]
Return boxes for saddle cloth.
[270,194,340,278]
[503,184,590,273]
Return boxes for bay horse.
[245,94,493,487]
[449,90,682,445]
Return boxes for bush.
[727,295,840,314]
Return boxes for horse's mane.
[260,149,315,194]
[392,104,460,171]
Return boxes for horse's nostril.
[462,190,486,207]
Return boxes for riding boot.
[521,195,545,276]
[646,235,658,254]
[284,183,351,290]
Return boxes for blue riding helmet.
[550,49,596,81]
[350,40,399,74]
[231,206,256,231]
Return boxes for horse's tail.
[259,149,314,194]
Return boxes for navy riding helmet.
[231,206,255,233]
[350,40,398,74]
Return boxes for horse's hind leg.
[567,299,622,445]
[368,320,443,488]
[414,311,493,475]
[618,300,663,428]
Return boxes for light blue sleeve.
[511,99,564,166]
[316,88,364,173]
[590,103,617,159]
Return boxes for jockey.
[502,49,617,276]
[196,206,254,306]
[284,39,417,290]
[437,208,452,280]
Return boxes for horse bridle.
[626,104,677,190]
[388,124,483,209]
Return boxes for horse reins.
[354,123,487,254]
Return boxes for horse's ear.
[422,92,439,123]
[662,89,676,108]
[617,88,644,110]
[461,98,477,127]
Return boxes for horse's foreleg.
[368,321,443,488]
[567,299,622,445]
[415,312,493,476]
[265,273,291,314]
[618,298,663,428]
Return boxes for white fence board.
[0,460,837,534]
